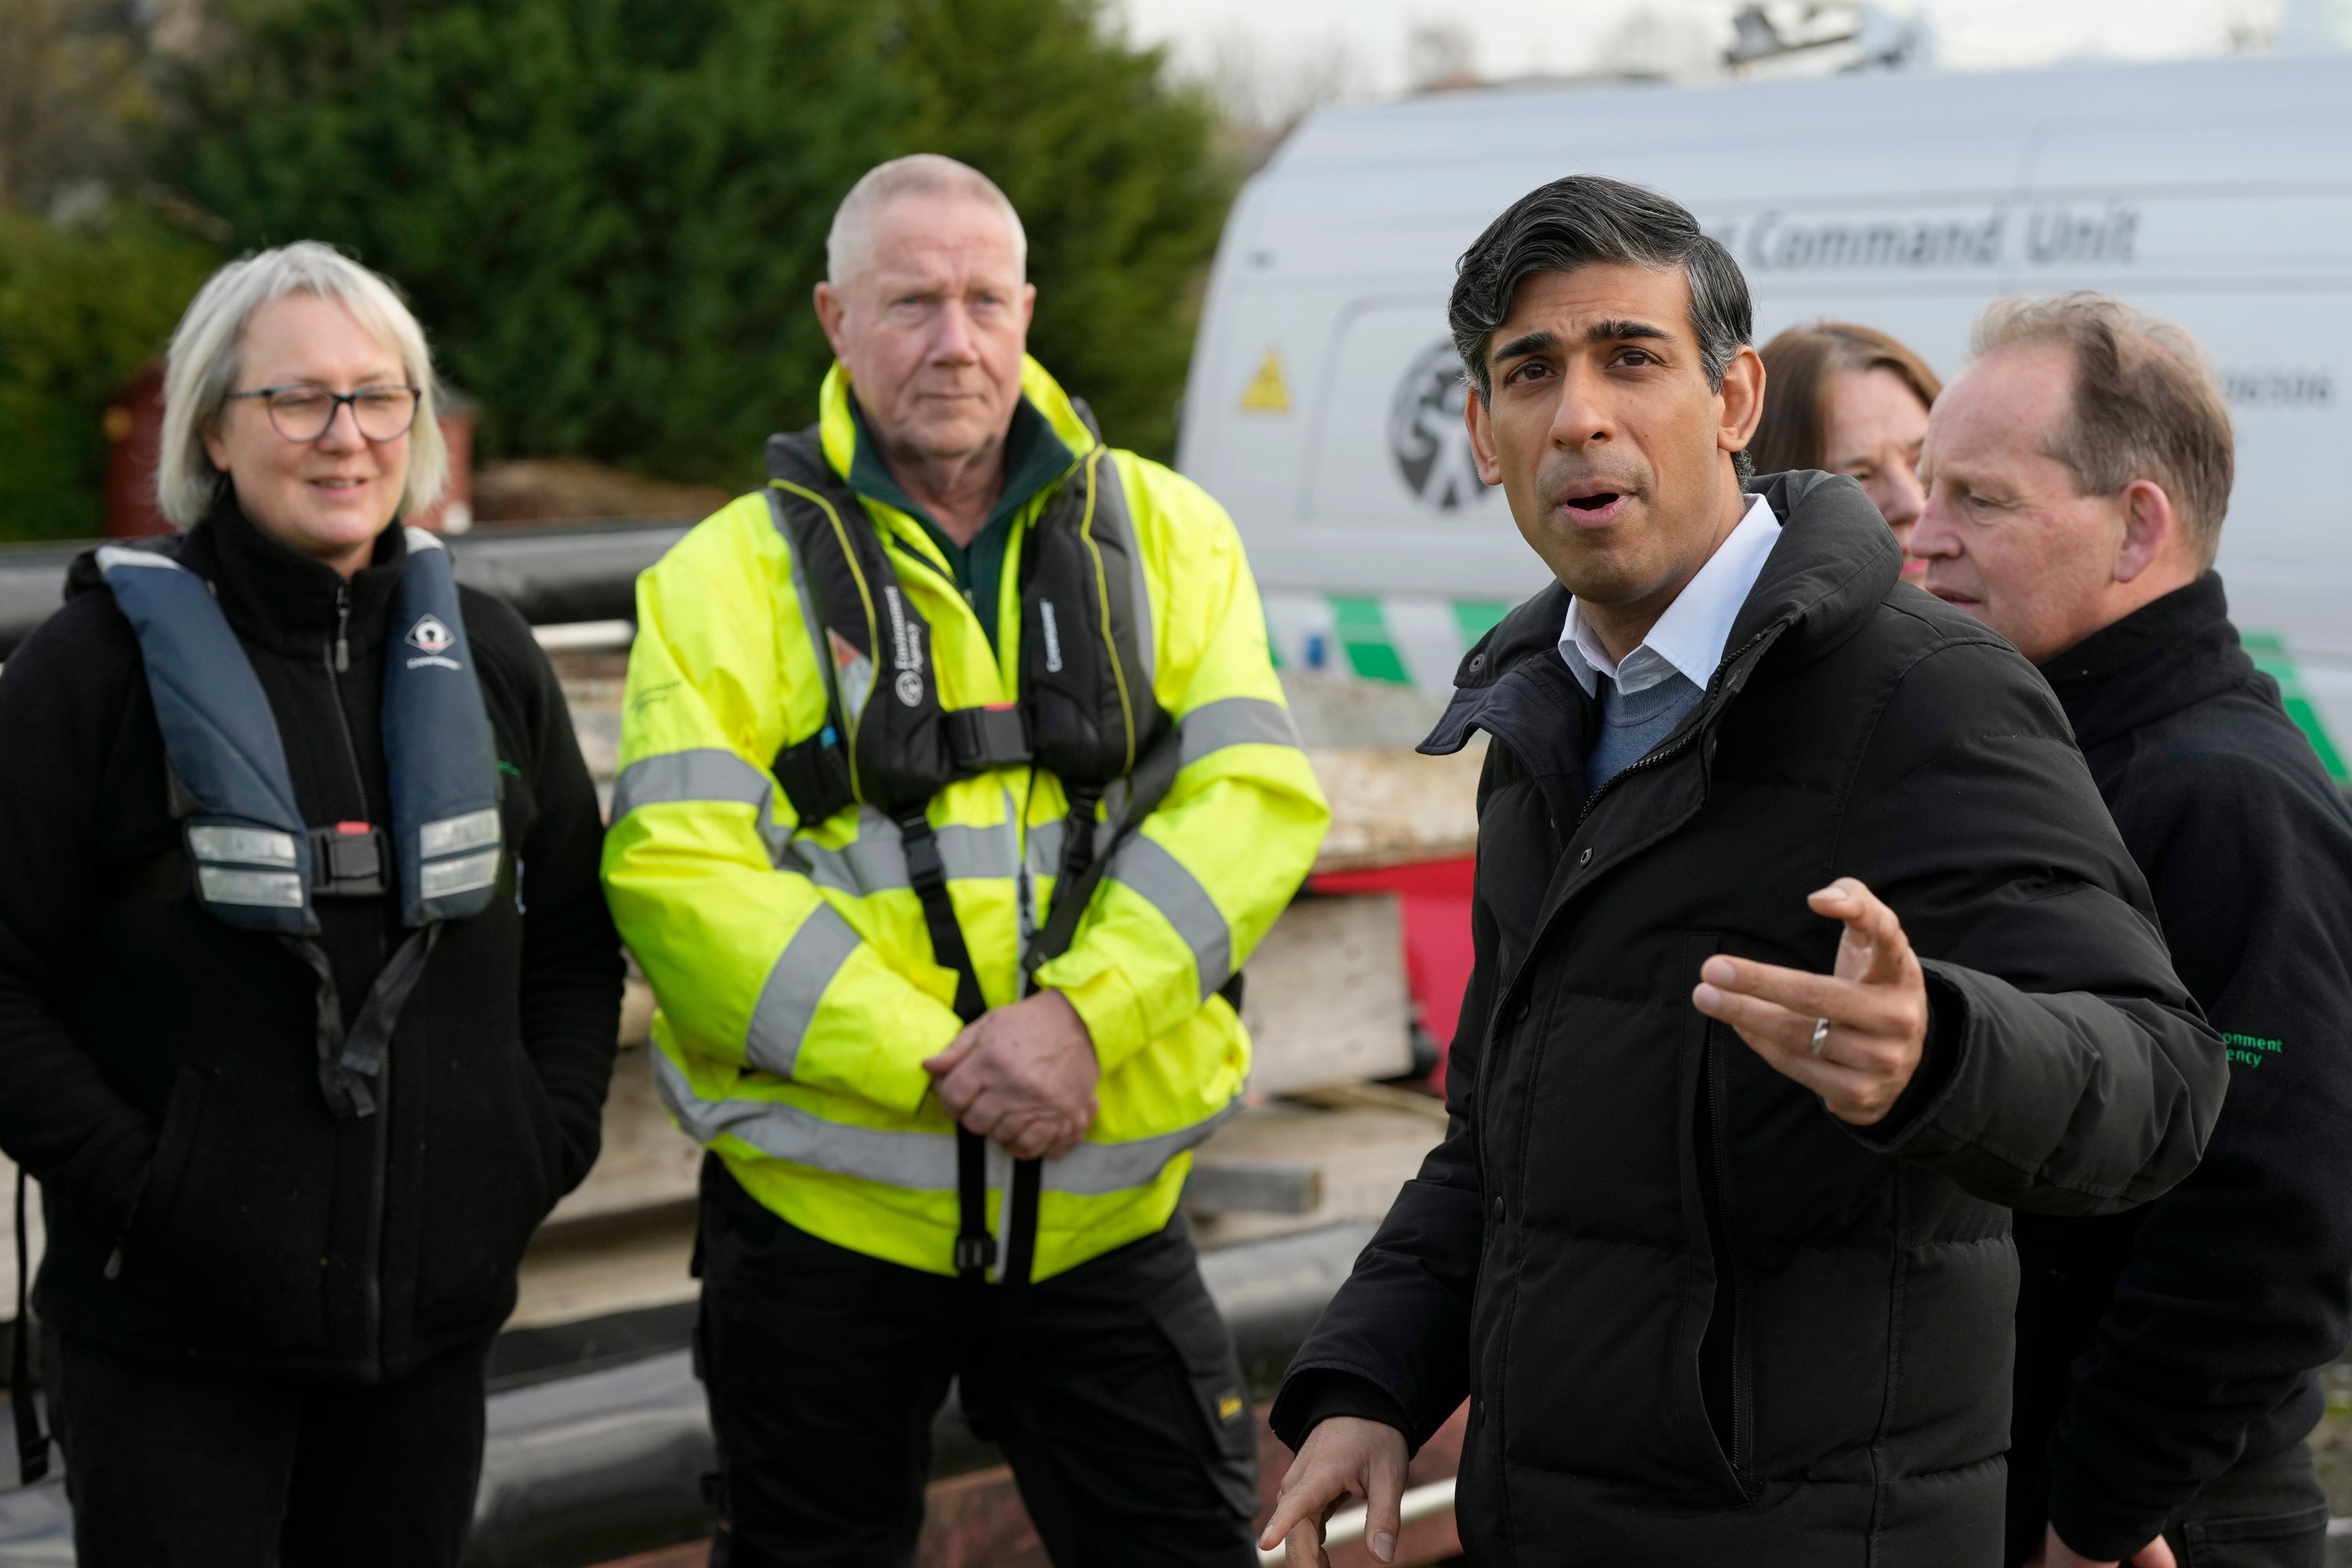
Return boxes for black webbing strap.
[898,808,999,1290]
[997,1157,1043,1310]
[1023,726,1187,987]
[11,1170,44,1484]
[280,924,444,1119]
[944,705,1033,774]
[1055,784,1104,900]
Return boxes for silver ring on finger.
[1808,1016,1831,1058]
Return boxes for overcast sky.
[1116,0,2307,112]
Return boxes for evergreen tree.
[161,0,1229,490]
[887,0,1228,460]
[0,208,216,539]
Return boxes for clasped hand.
[923,989,1100,1160]
[1690,877,1931,1126]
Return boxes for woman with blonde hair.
[1753,321,1943,584]
[0,242,619,1566]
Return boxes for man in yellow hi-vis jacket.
[601,154,1328,1566]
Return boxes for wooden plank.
[1185,1162,1322,1216]
[511,1205,697,1331]
[1185,1102,1445,1251]
[1308,739,1484,874]
[1239,894,1414,1097]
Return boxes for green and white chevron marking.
[1268,592,2351,784]
[2243,632,2350,782]
[1264,590,1511,691]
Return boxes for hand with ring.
[1690,877,1931,1127]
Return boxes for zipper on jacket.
[1704,1029,1756,1494]
[321,579,389,1373]
[323,590,368,816]
[1571,625,1773,833]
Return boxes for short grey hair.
[158,241,448,529]
[826,154,1027,285]
[1970,292,2234,567]
[1450,175,1755,482]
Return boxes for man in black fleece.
[0,246,619,1566]
[1915,292,2352,1568]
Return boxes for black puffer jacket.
[2008,573,2352,1562]
[1272,473,2225,1566]
[0,503,620,1381]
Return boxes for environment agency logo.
[1390,339,1489,513]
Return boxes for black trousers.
[695,1156,1259,1568]
[44,1328,489,1568]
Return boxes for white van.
[1178,52,2352,779]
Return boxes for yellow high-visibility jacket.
[601,358,1329,1280]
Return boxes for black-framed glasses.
[226,383,421,443]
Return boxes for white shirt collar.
[1557,494,1782,699]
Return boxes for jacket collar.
[2038,572,2246,751]
[1423,469,1902,761]
[844,392,1071,557]
[816,356,1094,490]
[198,496,408,661]
[67,498,410,661]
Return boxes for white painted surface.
[1183,53,2352,748]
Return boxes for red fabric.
[1309,858,1477,1088]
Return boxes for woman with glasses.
[0,242,620,1566]
[1751,321,1943,585]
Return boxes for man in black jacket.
[0,245,620,1566]
[1259,178,2226,1568]
[1913,293,2352,1568]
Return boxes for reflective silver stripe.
[612,748,775,821]
[93,546,183,573]
[743,902,862,1079]
[1027,818,1065,880]
[196,866,304,909]
[652,1047,1235,1194]
[1178,697,1300,769]
[611,749,789,862]
[187,826,298,867]
[419,807,500,858]
[419,848,500,898]
[1108,835,1232,999]
[1047,1099,1240,1194]
[403,525,446,555]
[787,810,1020,896]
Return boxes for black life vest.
[96,527,503,1120]
[760,421,1183,1292]
[763,424,1165,845]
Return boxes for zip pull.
[333,583,351,673]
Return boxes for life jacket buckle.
[943,704,1033,774]
[897,811,949,894]
[954,1234,997,1273]
[310,821,390,898]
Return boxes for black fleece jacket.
[1272,473,2223,1566]
[2008,573,2352,1563]
[0,503,620,1381]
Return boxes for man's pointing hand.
[1690,877,1930,1126]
